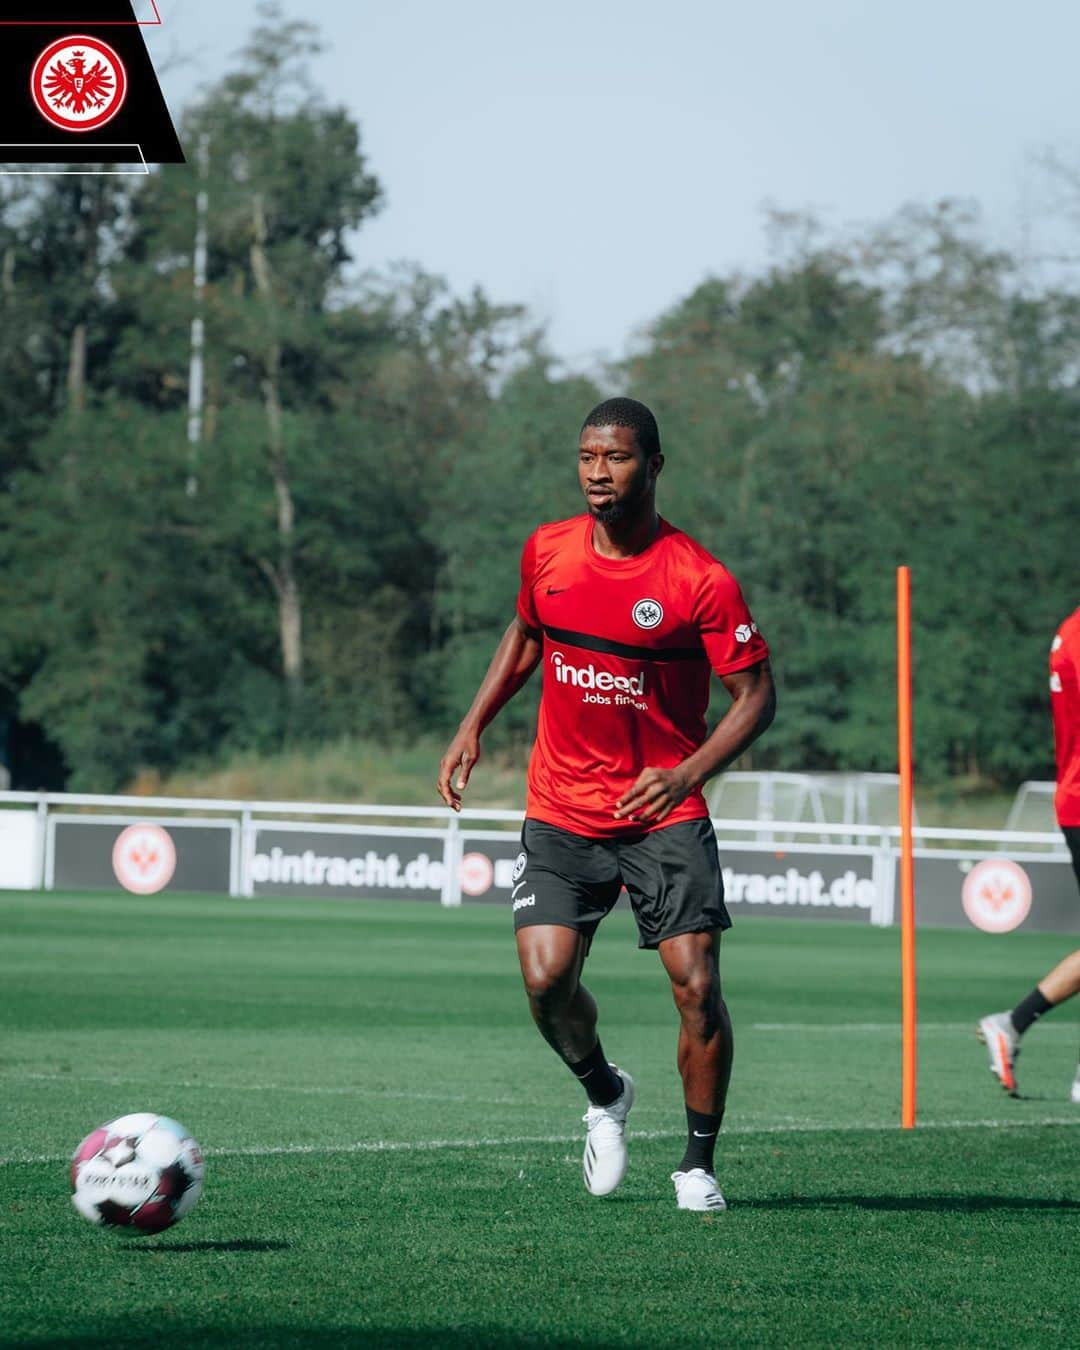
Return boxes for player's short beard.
[591,498,628,526]
[588,461,651,526]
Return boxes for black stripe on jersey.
[542,624,704,663]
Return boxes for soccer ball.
[71,1113,205,1234]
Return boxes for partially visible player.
[978,606,1080,1102]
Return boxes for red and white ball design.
[71,1113,205,1234]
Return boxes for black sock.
[568,1042,623,1107]
[679,1106,722,1174]
[1010,987,1053,1035]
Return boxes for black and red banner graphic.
[0,2,183,167]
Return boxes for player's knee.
[521,960,574,1008]
[670,968,717,1018]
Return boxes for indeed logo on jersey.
[550,650,646,697]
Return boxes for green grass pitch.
[1,892,1078,1348]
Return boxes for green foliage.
[0,15,1075,791]
[422,356,601,741]
[136,734,529,808]
[626,213,1078,785]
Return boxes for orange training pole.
[897,565,917,1128]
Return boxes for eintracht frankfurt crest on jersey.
[30,35,128,133]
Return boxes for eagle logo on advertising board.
[111,823,177,895]
[459,851,494,897]
[960,857,1032,934]
[31,36,128,133]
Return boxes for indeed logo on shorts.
[550,650,646,696]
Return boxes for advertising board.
[904,850,1080,934]
[457,831,526,903]
[250,825,448,900]
[50,817,236,895]
[718,843,880,923]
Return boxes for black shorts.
[1064,826,1080,890]
[511,817,731,951]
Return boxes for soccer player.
[437,398,775,1210]
[978,605,1080,1103]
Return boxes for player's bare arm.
[437,616,543,811]
[614,660,776,823]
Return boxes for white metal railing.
[1,792,1068,842]
[1,792,1073,925]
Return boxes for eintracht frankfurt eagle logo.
[632,598,664,629]
[31,36,128,133]
[960,858,1032,934]
[112,823,177,895]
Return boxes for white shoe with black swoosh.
[672,1167,727,1212]
[581,1067,634,1196]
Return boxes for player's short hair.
[581,398,661,459]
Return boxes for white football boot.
[582,1067,634,1196]
[977,1011,1020,1096]
[1070,1065,1080,1105]
[672,1168,727,1212]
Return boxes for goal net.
[707,771,913,843]
[1004,781,1057,835]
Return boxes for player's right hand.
[437,730,481,812]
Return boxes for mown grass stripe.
[6,1115,1077,1168]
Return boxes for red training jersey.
[516,514,769,838]
[1050,607,1080,826]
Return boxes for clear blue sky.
[147,0,1080,367]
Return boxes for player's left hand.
[614,766,695,823]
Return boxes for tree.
[125,3,383,725]
[3,15,1078,795]
[622,207,1079,782]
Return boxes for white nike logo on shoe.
[692,1130,717,1138]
